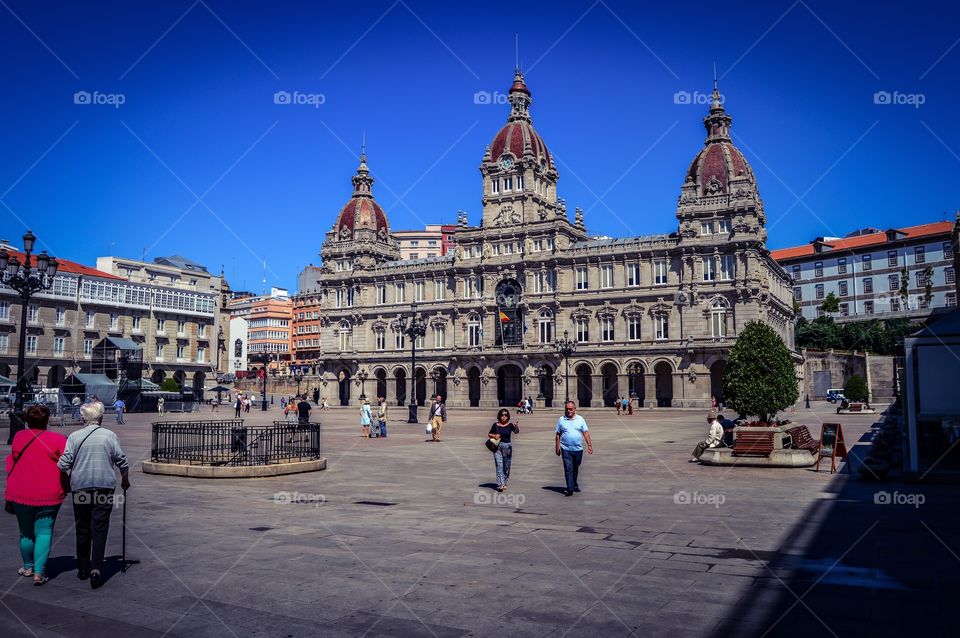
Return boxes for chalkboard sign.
[816,423,849,474]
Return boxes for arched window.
[339,321,352,352]
[467,313,482,347]
[538,309,554,344]
[711,299,727,338]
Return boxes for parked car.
[217,373,236,384]
[826,389,846,403]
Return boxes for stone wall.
[801,350,867,400]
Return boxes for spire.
[703,72,731,142]
[507,69,532,123]
[352,141,374,197]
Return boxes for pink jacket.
[4,429,68,507]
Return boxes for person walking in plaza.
[112,398,125,425]
[296,394,312,425]
[58,402,130,589]
[488,408,519,492]
[377,396,388,438]
[313,387,320,405]
[360,399,373,437]
[233,395,241,418]
[427,394,446,442]
[284,397,298,424]
[157,396,165,417]
[616,396,622,415]
[690,412,724,463]
[71,395,82,421]
[555,401,593,496]
[5,404,68,586]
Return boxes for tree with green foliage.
[899,266,910,309]
[923,265,934,306]
[843,374,869,404]
[723,321,800,423]
[819,292,840,314]
[160,379,180,393]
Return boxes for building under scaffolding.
[91,336,144,408]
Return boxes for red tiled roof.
[0,248,124,280]
[770,221,953,262]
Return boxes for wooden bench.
[731,430,775,457]
[786,425,820,454]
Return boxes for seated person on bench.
[690,412,724,463]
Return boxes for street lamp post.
[554,330,577,404]
[294,368,304,397]
[627,363,642,399]
[399,303,427,423]
[1,231,58,444]
[430,368,441,398]
[535,365,546,402]
[357,368,369,400]
[252,353,272,411]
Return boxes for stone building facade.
[296,72,795,409]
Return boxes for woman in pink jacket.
[4,404,67,586]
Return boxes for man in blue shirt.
[112,398,124,425]
[555,401,593,496]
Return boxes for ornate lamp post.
[554,330,577,404]
[535,365,547,402]
[430,368,441,398]
[251,353,273,411]
[293,367,304,397]
[1,231,58,444]
[398,303,427,423]
[357,367,369,400]
[627,362,642,399]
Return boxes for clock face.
[499,156,514,170]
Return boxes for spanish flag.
[499,311,511,322]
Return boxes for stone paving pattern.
[1,403,957,637]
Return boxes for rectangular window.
[56,306,66,326]
[465,277,475,299]
[468,321,481,347]
[947,293,957,307]
[864,278,873,293]
[156,343,164,360]
[197,347,205,363]
[891,297,900,312]
[839,280,848,296]
[600,264,614,288]
[415,334,424,350]
[792,265,801,280]
[395,331,405,349]
[888,274,899,291]
[84,338,94,357]
[915,246,925,264]
[915,270,925,288]
[538,317,553,344]
[815,284,824,299]
[655,315,668,340]
[947,268,956,285]
[887,250,898,267]
[840,303,849,317]
[409,253,419,260]
[945,242,954,260]
[54,336,65,356]
[434,326,445,348]
[0,301,8,320]
[575,317,589,342]
[919,296,929,309]
[814,262,823,278]
[395,283,405,303]
[0,334,7,354]
[838,258,847,274]
[864,300,874,314]
[132,315,141,331]
[376,332,385,350]
[177,320,185,334]
[415,281,425,302]
[26,335,37,354]
[516,175,524,190]
[654,260,668,285]
[177,345,185,360]
[377,284,386,304]
[700,221,714,235]
[110,313,120,330]
[793,287,802,301]
[503,176,513,191]
[576,267,589,290]
[626,262,640,287]
[718,219,731,233]
[702,257,716,282]
[863,254,872,271]
[434,280,445,301]
[711,310,725,338]
[600,317,614,342]
[627,316,641,340]
[534,239,543,252]
[719,255,735,280]
[28,304,38,323]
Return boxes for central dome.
[683,86,756,196]
[485,70,553,170]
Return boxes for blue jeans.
[379,419,387,438]
[494,442,512,486]
[14,503,61,576]
[115,408,124,424]
[561,449,583,492]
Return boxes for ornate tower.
[480,70,560,228]
[321,150,400,268]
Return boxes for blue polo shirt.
[556,414,589,452]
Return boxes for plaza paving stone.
[1,403,957,637]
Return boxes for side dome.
[332,151,391,242]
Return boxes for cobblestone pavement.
[0,403,956,637]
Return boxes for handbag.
[5,431,44,514]
[485,430,501,453]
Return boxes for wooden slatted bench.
[731,430,775,457]
[848,403,864,412]
[786,425,819,454]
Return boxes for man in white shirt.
[691,412,724,462]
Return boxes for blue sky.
[1,0,958,292]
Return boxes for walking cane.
[120,488,140,573]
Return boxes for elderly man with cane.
[58,402,130,589]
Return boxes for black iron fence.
[151,420,322,467]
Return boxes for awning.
[60,373,118,404]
